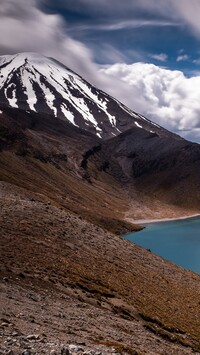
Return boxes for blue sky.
[1,0,200,142]
[40,0,200,74]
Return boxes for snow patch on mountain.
[61,104,78,127]
[5,84,18,108]
[23,71,37,112]
[135,121,142,128]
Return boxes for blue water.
[124,216,200,274]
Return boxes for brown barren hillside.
[0,182,200,354]
[0,106,200,354]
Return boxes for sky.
[1,0,200,142]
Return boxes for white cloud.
[99,63,200,142]
[176,54,189,62]
[69,19,178,33]
[170,0,200,37]
[149,53,168,62]
[0,0,99,82]
[193,58,200,65]
[94,44,128,64]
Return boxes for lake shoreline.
[133,213,200,225]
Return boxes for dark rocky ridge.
[101,127,200,211]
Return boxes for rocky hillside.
[1,182,200,354]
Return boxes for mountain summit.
[0,52,168,139]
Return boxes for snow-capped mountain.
[0,52,166,139]
[0,52,200,221]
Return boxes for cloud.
[39,0,182,35]
[171,0,200,37]
[40,0,200,39]
[0,0,100,81]
[67,19,178,33]
[99,63,200,142]
[93,44,128,64]
[193,58,200,65]
[176,54,189,62]
[149,53,168,62]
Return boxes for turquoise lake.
[124,216,200,275]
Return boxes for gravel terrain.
[1,182,200,354]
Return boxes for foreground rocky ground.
[1,182,200,355]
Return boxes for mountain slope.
[0,54,200,354]
[0,105,143,234]
[1,185,200,354]
[0,52,200,220]
[0,104,199,224]
[0,52,172,139]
